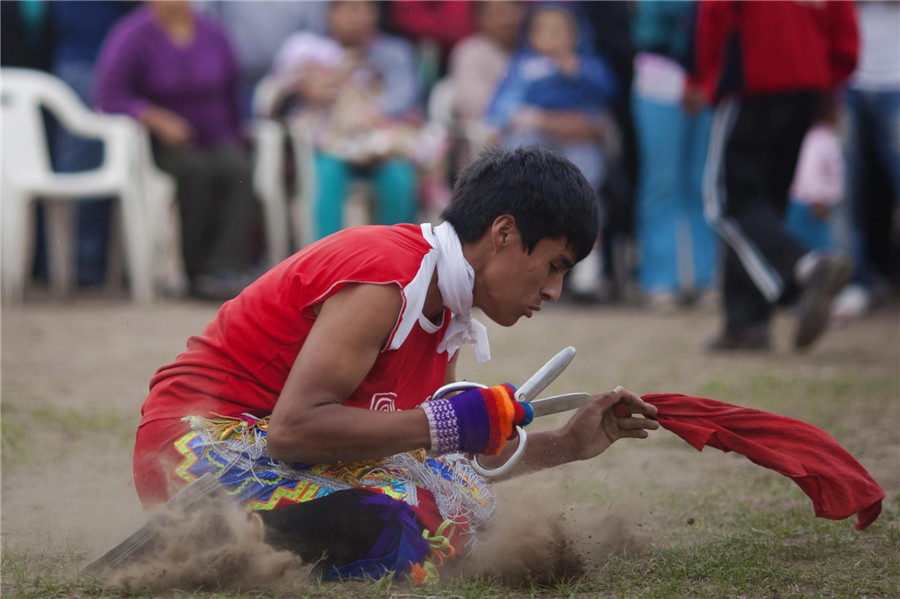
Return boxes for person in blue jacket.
[484,2,617,194]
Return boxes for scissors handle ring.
[431,381,528,479]
[471,425,527,479]
[432,380,487,398]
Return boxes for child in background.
[271,30,446,171]
[448,0,527,169]
[265,1,445,241]
[484,2,617,193]
[786,100,845,252]
[485,3,618,300]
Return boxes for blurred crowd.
[2,0,897,347]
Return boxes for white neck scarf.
[430,222,491,364]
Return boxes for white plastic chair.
[141,117,292,295]
[252,75,319,250]
[427,76,492,162]
[0,67,157,303]
[248,118,291,266]
[253,74,452,250]
[427,77,456,131]
[132,117,291,300]
[284,118,319,250]
[131,126,184,297]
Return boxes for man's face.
[475,230,576,327]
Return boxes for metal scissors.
[432,346,591,478]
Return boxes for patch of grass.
[695,373,898,442]
[0,416,26,457]
[699,374,896,408]
[696,378,740,402]
[592,510,899,599]
[29,405,128,440]
[1,402,136,468]
[2,507,897,599]
[0,537,113,599]
[3,306,896,599]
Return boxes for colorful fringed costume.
[172,414,494,581]
[133,224,492,581]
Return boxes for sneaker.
[831,283,870,325]
[645,292,679,314]
[707,325,771,352]
[694,290,721,314]
[794,255,853,350]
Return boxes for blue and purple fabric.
[171,414,496,581]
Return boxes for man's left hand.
[559,386,659,461]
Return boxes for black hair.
[441,145,600,262]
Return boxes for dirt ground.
[1,293,898,586]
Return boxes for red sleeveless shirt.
[140,223,454,427]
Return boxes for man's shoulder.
[339,222,427,242]
[311,224,432,267]
[239,225,432,313]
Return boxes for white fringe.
[183,415,497,539]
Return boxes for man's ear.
[491,215,517,250]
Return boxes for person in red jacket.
[386,0,477,78]
[694,0,859,351]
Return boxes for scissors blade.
[530,392,592,417]
[516,346,577,403]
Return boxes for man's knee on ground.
[256,489,387,568]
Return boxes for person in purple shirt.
[93,0,258,301]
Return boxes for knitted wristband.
[422,396,460,455]
[422,384,532,456]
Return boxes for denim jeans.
[840,88,900,287]
[53,60,113,286]
[313,152,418,241]
[632,93,717,295]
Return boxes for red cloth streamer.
[636,393,885,530]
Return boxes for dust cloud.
[86,493,311,593]
[455,471,649,586]
[81,468,647,592]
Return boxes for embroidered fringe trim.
[183,414,496,538]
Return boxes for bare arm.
[444,354,458,386]
[266,283,432,463]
